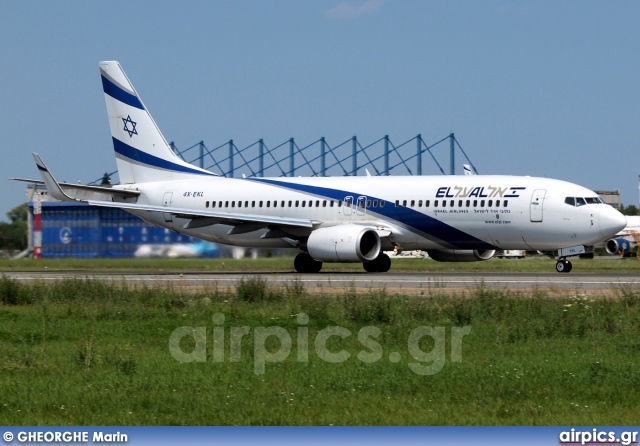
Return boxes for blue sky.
[2,1,639,220]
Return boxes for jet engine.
[427,249,497,262]
[605,237,635,256]
[307,225,381,262]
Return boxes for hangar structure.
[93,133,477,184]
[29,133,477,258]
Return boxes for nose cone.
[599,207,627,239]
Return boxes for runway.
[4,271,640,295]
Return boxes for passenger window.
[259,201,263,207]
[245,201,249,207]
[473,200,477,207]
[496,200,500,207]
[488,200,492,207]
[295,201,299,207]
[480,200,485,207]
[402,200,407,207]
[323,200,327,207]
[367,200,371,208]
[434,200,438,207]
[266,201,270,207]
[410,200,415,207]
[373,200,378,208]
[450,200,454,207]
[225,201,229,207]
[504,200,508,207]
[418,200,422,207]
[458,200,462,207]
[212,201,216,208]
[288,200,292,207]
[466,200,470,207]
[395,200,399,207]
[252,201,255,207]
[302,201,306,207]
[330,201,334,207]
[443,200,447,208]
[380,200,385,207]
[316,200,320,207]
[425,200,430,207]
[238,201,242,208]
[205,201,209,208]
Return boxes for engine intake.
[307,225,381,262]
[427,249,496,262]
[605,237,634,256]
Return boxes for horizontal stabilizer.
[10,177,140,198]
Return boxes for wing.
[26,153,314,230]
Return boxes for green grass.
[1,256,639,273]
[1,275,639,425]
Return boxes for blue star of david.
[122,115,138,138]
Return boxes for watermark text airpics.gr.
[168,313,471,375]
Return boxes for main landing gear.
[293,252,392,273]
[555,259,572,273]
[363,253,391,273]
[294,253,322,273]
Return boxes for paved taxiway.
[4,271,640,295]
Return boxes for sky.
[1,0,639,221]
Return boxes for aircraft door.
[162,192,173,222]
[356,196,367,216]
[343,196,353,216]
[530,189,546,222]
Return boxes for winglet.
[32,153,82,202]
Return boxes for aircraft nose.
[599,207,627,239]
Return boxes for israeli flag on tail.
[100,61,216,184]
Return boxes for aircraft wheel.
[363,253,391,273]
[294,253,322,273]
[376,253,391,272]
[363,261,377,272]
[556,260,571,273]
[565,261,572,273]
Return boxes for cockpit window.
[566,196,603,207]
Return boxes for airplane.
[12,61,627,273]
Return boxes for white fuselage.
[116,174,624,252]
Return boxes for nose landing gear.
[555,259,572,273]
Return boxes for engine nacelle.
[307,225,381,262]
[605,237,635,256]
[427,249,497,262]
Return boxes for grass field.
[1,255,640,273]
[1,275,639,425]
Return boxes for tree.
[0,203,28,250]
[100,172,112,185]
[620,204,639,216]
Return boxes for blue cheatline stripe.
[248,177,495,250]
[102,75,144,110]
[112,138,217,176]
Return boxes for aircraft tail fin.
[99,61,216,183]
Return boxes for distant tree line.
[0,203,28,250]
[620,204,639,216]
